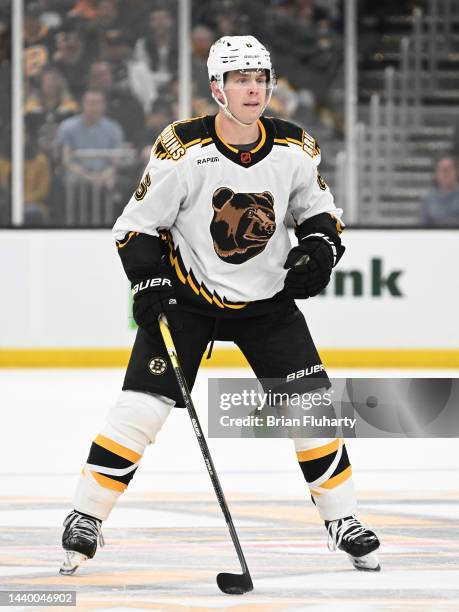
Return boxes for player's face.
[223,70,267,124]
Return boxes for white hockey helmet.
[207,35,275,125]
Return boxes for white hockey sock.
[73,391,174,520]
[294,437,357,521]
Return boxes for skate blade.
[59,551,88,575]
[349,551,381,572]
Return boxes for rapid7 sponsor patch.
[197,156,219,165]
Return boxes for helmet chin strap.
[212,86,273,128]
[223,106,254,128]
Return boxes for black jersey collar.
[203,115,274,168]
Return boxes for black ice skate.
[59,510,104,575]
[325,515,381,571]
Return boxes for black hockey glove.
[131,264,180,336]
[283,237,334,298]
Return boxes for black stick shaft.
[159,316,250,575]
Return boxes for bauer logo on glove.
[131,265,181,336]
[132,277,172,296]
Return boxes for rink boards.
[0,230,459,368]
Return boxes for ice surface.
[0,368,458,611]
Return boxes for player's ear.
[210,80,225,104]
[213,187,234,210]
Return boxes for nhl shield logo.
[148,357,167,375]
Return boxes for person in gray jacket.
[421,154,459,226]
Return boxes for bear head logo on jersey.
[210,187,276,264]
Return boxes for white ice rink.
[1,367,459,611]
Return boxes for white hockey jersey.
[113,114,343,315]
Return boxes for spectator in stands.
[0,135,10,225]
[94,0,121,30]
[133,4,178,79]
[101,30,156,115]
[0,17,11,138]
[191,25,216,115]
[87,60,145,148]
[0,126,52,225]
[68,0,98,21]
[23,128,52,225]
[36,0,65,30]
[267,77,299,119]
[117,0,149,35]
[57,89,124,190]
[0,14,10,64]
[88,0,123,57]
[24,66,79,160]
[421,154,459,226]
[102,30,138,84]
[214,8,240,37]
[130,3,177,116]
[52,23,89,100]
[144,93,175,158]
[24,2,55,82]
[0,10,10,223]
[266,0,342,126]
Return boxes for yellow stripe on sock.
[94,434,141,463]
[321,465,353,489]
[296,439,340,462]
[91,471,127,492]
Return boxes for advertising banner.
[1,230,458,366]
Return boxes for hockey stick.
[158,315,253,595]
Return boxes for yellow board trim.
[296,438,340,462]
[91,471,127,493]
[1,349,459,368]
[321,465,353,490]
[94,434,141,463]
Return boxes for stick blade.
[216,571,253,595]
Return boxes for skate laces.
[327,516,368,552]
[64,511,105,548]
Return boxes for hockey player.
[60,36,380,577]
